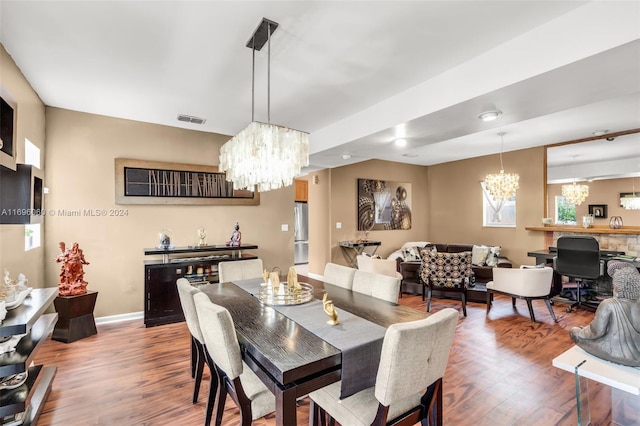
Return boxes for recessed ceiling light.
[401,153,418,158]
[341,154,352,160]
[177,114,206,124]
[592,129,609,136]
[394,138,407,147]
[478,110,503,122]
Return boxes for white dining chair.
[217,258,263,283]
[309,308,459,426]
[323,262,356,289]
[175,279,211,411]
[352,270,401,303]
[192,292,275,426]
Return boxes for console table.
[143,244,258,327]
[553,345,640,426]
[339,240,381,268]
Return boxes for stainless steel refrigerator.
[294,202,309,264]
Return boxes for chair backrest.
[374,308,458,406]
[555,236,600,279]
[193,292,243,380]
[490,267,554,297]
[421,251,472,288]
[323,263,356,289]
[218,258,264,283]
[352,270,400,303]
[356,255,400,279]
[176,278,204,343]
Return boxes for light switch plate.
[281,224,288,231]
[336,222,342,229]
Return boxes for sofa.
[390,242,512,302]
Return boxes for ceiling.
[1,1,639,178]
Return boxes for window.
[25,138,40,168]
[481,182,516,227]
[25,223,41,251]
[555,196,576,224]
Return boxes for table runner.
[232,278,385,398]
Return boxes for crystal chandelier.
[485,132,519,200]
[219,18,309,192]
[561,155,589,205]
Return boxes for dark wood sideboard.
[1,287,58,425]
[143,244,258,327]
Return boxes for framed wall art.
[357,178,412,231]
[115,158,260,205]
[588,204,607,218]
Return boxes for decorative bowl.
[542,218,554,225]
[258,282,314,306]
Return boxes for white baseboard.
[95,311,144,325]
[307,271,323,281]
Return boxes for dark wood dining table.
[199,275,427,426]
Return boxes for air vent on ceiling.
[177,114,206,125]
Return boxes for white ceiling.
[1,1,639,180]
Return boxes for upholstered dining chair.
[486,266,557,323]
[323,262,356,289]
[217,258,264,283]
[309,308,459,426]
[352,270,401,303]
[192,292,275,426]
[176,279,209,405]
[420,250,472,317]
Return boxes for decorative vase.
[609,216,623,229]
[582,215,594,228]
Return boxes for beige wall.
[548,178,640,226]
[327,160,430,266]
[427,147,546,267]
[306,169,331,276]
[0,45,47,287]
[44,108,295,317]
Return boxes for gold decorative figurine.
[322,293,339,325]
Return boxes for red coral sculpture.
[55,241,90,296]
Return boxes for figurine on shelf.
[226,221,241,247]
[197,227,207,246]
[55,241,90,296]
[569,260,640,367]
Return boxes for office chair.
[553,236,601,312]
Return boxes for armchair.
[421,251,472,317]
[486,266,557,323]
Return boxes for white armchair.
[486,266,557,323]
[356,255,402,280]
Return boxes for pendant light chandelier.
[485,132,519,200]
[219,18,309,192]
[561,156,589,205]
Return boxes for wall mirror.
[545,130,640,226]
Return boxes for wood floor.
[33,290,618,425]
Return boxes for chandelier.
[485,132,519,200]
[219,18,309,192]
[561,155,589,205]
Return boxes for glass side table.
[339,240,381,268]
[553,346,640,426]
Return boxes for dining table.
[199,275,427,426]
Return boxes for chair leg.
[544,298,558,322]
[191,336,197,378]
[213,373,227,426]
[426,287,432,312]
[309,399,326,426]
[461,292,467,317]
[512,297,516,307]
[203,356,220,426]
[193,340,206,403]
[525,298,536,322]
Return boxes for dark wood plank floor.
[33,290,615,425]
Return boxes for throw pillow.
[471,245,490,266]
[485,246,502,267]
[401,246,421,262]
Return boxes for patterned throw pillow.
[485,246,502,267]
[471,245,490,266]
[401,246,422,262]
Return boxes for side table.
[339,240,381,268]
[52,290,98,343]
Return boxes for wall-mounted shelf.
[0,87,17,171]
[525,226,640,235]
[0,164,44,224]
